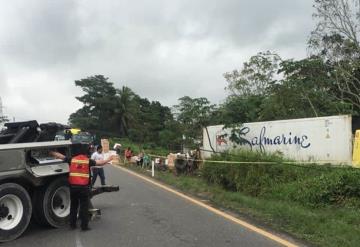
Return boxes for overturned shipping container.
[203,115,353,164]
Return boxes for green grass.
[121,162,360,247]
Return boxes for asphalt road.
[4,166,291,247]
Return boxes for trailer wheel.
[0,183,32,242]
[33,177,70,227]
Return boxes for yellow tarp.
[353,130,360,167]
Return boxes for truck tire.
[33,177,70,227]
[0,183,32,242]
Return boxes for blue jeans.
[92,168,106,186]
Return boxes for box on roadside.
[167,153,176,170]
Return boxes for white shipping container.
[202,115,353,164]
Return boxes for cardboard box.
[111,154,120,165]
[167,153,176,170]
[103,151,120,165]
[101,139,110,153]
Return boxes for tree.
[69,75,181,147]
[222,53,355,123]
[220,95,264,123]
[221,51,282,123]
[69,107,98,132]
[130,97,175,145]
[260,57,354,120]
[114,86,138,137]
[174,96,216,147]
[158,120,183,149]
[310,0,360,55]
[69,75,117,135]
[310,0,360,113]
[144,101,173,143]
[224,51,281,97]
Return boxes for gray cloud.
[0,0,81,68]
[0,0,315,124]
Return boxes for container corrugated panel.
[202,115,353,164]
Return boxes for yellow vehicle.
[353,130,360,167]
[70,128,81,135]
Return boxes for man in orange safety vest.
[51,143,114,231]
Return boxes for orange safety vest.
[68,154,90,186]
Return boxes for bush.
[202,151,300,196]
[202,150,360,207]
[278,169,360,207]
[203,162,306,196]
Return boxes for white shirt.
[91,151,104,161]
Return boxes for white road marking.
[75,232,84,247]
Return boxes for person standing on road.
[50,144,114,231]
[91,145,106,186]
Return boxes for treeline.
[69,0,360,148]
[69,75,182,148]
[69,75,222,148]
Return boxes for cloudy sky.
[0,0,315,124]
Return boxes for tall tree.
[174,96,216,147]
[224,51,281,97]
[220,95,264,124]
[69,75,181,146]
[310,0,360,113]
[69,75,117,134]
[114,86,138,137]
[130,97,175,145]
[310,0,360,55]
[222,51,281,123]
[262,57,353,119]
